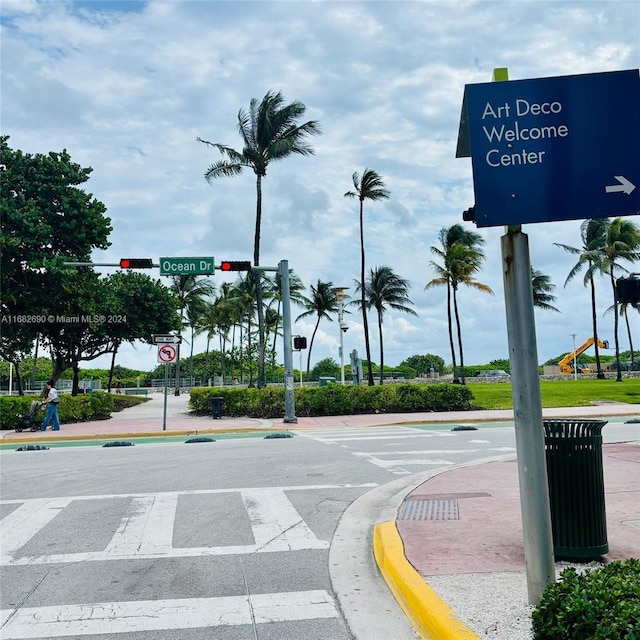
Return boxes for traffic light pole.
[279,261,297,423]
[253,261,297,424]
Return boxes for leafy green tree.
[198,91,321,388]
[296,280,339,380]
[354,266,417,384]
[601,217,640,381]
[102,271,180,390]
[400,354,446,376]
[531,268,560,312]
[344,168,390,386]
[310,357,340,381]
[39,270,122,392]
[489,358,511,372]
[0,136,112,390]
[555,218,609,378]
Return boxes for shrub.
[189,383,473,418]
[0,391,115,430]
[532,559,640,639]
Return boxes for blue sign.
[457,70,640,227]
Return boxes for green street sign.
[159,257,215,276]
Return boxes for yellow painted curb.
[373,521,480,640]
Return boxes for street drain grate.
[398,499,460,521]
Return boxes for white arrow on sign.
[605,176,636,195]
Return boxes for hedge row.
[0,392,114,430]
[189,383,473,418]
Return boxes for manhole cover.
[398,499,459,521]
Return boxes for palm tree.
[531,268,561,312]
[344,168,390,386]
[355,266,417,384]
[425,225,489,384]
[449,243,493,384]
[169,275,216,394]
[198,91,321,388]
[601,217,640,381]
[295,280,339,380]
[555,219,608,378]
[228,274,259,385]
[264,269,306,369]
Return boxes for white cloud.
[2,0,638,374]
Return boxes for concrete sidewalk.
[376,441,640,639]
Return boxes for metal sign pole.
[163,362,169,431]
[502,228,555,604]
[279,260,297,423]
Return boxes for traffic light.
[119,258,153,269]
[616,276,640,304]
[219,261,252,272]
[293,336,307,350]
[462,206,476,222]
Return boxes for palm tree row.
[556,217,640,381]
[195,90,636,386]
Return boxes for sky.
[1,0,639,376]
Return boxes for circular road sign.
[157,344,178,364]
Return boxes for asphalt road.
[2,416,638,639]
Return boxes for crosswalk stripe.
[2,485,376,566]
[0,498,72,564]
[242,487,327,551]
[0,590,338,638]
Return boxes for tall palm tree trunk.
[359,200,374,385]
[610,268,623,382]
[306,319,321,379]
[623,307,634,369]
[377,311,385,385]
[446,282,459,383]
[254,174,266,388]
[452,287,465,385]
[589,269,605,378]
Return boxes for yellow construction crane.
[558,337,609,374]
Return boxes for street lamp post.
[571,333,577,381]
[336,287,349,385]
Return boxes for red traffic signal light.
[219,261,252,272]
[119,258,153,269]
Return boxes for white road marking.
[1,484,375,566]
[352,447,516,456]
[370,459,454,468]
[0,498,72,564]
[0,590,338,638]
[242,487,327,551]
[299,433,453,442]
[103,493,177,557]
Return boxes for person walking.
[40,381,61,431]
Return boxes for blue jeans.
[41,403,60,431]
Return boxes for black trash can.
[210,397,224,419]
[543,419,608,560]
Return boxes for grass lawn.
[468,378,640,410]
